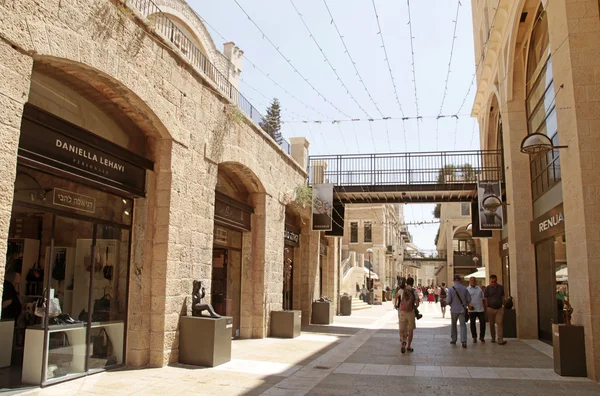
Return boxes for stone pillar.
[500,55,537,339]
[223,42,243,91]
[248,192,285,338]
[482,232,502,284]
[446,227,454,285]
[0,42,32,318]
[547,0,600,380]
[300,226,319,325]
[290,137,309,171]
[324,236,338,312]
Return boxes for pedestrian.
[427,286,434,303]
[439,282,448,318]
[394,277,419,354]
[485,274,507,345]
[447,274,471,348]
[467,276,486,343]
[356,282,360,298]
[360,284,367,302]
[434,285,440,304]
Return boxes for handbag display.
[34,293,62,318]
[26,261,44,283]
[91,328,113,359]
[84,249,103,272]
[48,331,73,366]
[92,294,118,322]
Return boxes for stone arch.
[217,161,267,203]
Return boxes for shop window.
[525,7,560,201]
[460,203,470,216]
[364,221,372,243]
[350,222,358,243]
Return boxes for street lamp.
[366,247,373,304]
[520,132,567,154]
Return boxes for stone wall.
[0,0,307,368]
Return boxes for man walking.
[394,277,419,354]
[467,276,486,343]
[485,274,507,345]
[447,274,471,348]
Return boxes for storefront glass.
[213,226,242,338]
[4,166,132,386]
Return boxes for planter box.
[503,309,517,338]
[270,310,301,338]
[553,324,587,377]
[311,302,334,324]
[179,316,233,367]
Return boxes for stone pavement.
[22,302,600,395]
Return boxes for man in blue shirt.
[446,274,471,348]
[467,276,486,343]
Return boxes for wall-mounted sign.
[19,104,153,197]
[312,184,333,231]
[531,203,564,244]
[214,192,253,232]
[470,202,492,238]
[53,188,96,213]
[477,181,503,230]
[284,223,300,247]
[499,238,509,258]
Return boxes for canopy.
[364,267,379,280]
[465,267,486,279]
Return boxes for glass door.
[535,239,555,343]
[211,249,228,317]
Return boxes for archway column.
[500,72,538,338]
[482,232,503,285]
[0,41,33,317]
[546,0,600,380]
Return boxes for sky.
[191,0,480,250]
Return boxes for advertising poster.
[312,184,333,231]
[477,181,503,230]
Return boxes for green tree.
[259,98,282,142]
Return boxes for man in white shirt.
[467,276,486,343]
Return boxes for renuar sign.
[531,203,565,244]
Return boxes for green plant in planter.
[294,184,313,208]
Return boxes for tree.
[259,98,282,142]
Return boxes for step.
[351,300,372,311]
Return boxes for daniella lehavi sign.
[55,139,126,173]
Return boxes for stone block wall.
[0,0,308,368]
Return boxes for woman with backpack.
[394,277,420,354]
[439,282,448,318]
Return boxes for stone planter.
[270,310,301,338]
[552,324,587,377]
[179,316,233,367]
[311,301,334,324]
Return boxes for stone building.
[341,204,405,289]
[0,0,337,388]
[471,0,600,380]
[434,202,483,285]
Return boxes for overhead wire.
[282,113,470,124]
[289,0,372,119]
[232,0,352,118]
[406,0,421,150]
[438,0,462,117]
[197,11,336,120]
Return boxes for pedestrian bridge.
[308,150,503,203]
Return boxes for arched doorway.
[213,162,265,339]
[0,60,165,388]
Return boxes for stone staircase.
[351,297,372,311]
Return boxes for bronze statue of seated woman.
[192,280,221,318]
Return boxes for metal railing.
[341,256,353,278]
[404,250,447,260]
[127,0,291,153]
[308,150,503,185]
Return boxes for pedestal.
[0,320,14,368]
[340,295,352,316]
[270,311,301,338]
[179,316,232,367]
[503,309,517,338]
[311,302,334,324]
[552,324,587,377]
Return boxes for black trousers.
[469,311,486,339]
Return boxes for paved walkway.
[22,302,600,395]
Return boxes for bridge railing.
[308,150,502,186]
[404,250,447,260]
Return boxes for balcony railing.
[126,0,291,153]
[309,150,503,185]
[453,253,482,267]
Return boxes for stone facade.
[472,0,600,380]
[0,0,327,372]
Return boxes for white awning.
[465,267,486,279]
[364,267,379,279]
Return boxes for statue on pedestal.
[192,280,221,318]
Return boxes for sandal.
[401,341,406,354]
[406,347,414,353]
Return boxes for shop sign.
[214,192,253,232]
[312,184,333,231]
[477,181,503,230]
[499,238,509,258]
[284,224,300,247]
[531,203,565,244]
[19,104,153,197]
[53,188,96,213]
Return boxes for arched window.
[526,6,560,200]
[453,232,476,255]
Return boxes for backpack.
[440,287,447,297]
[400,288,415,312]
